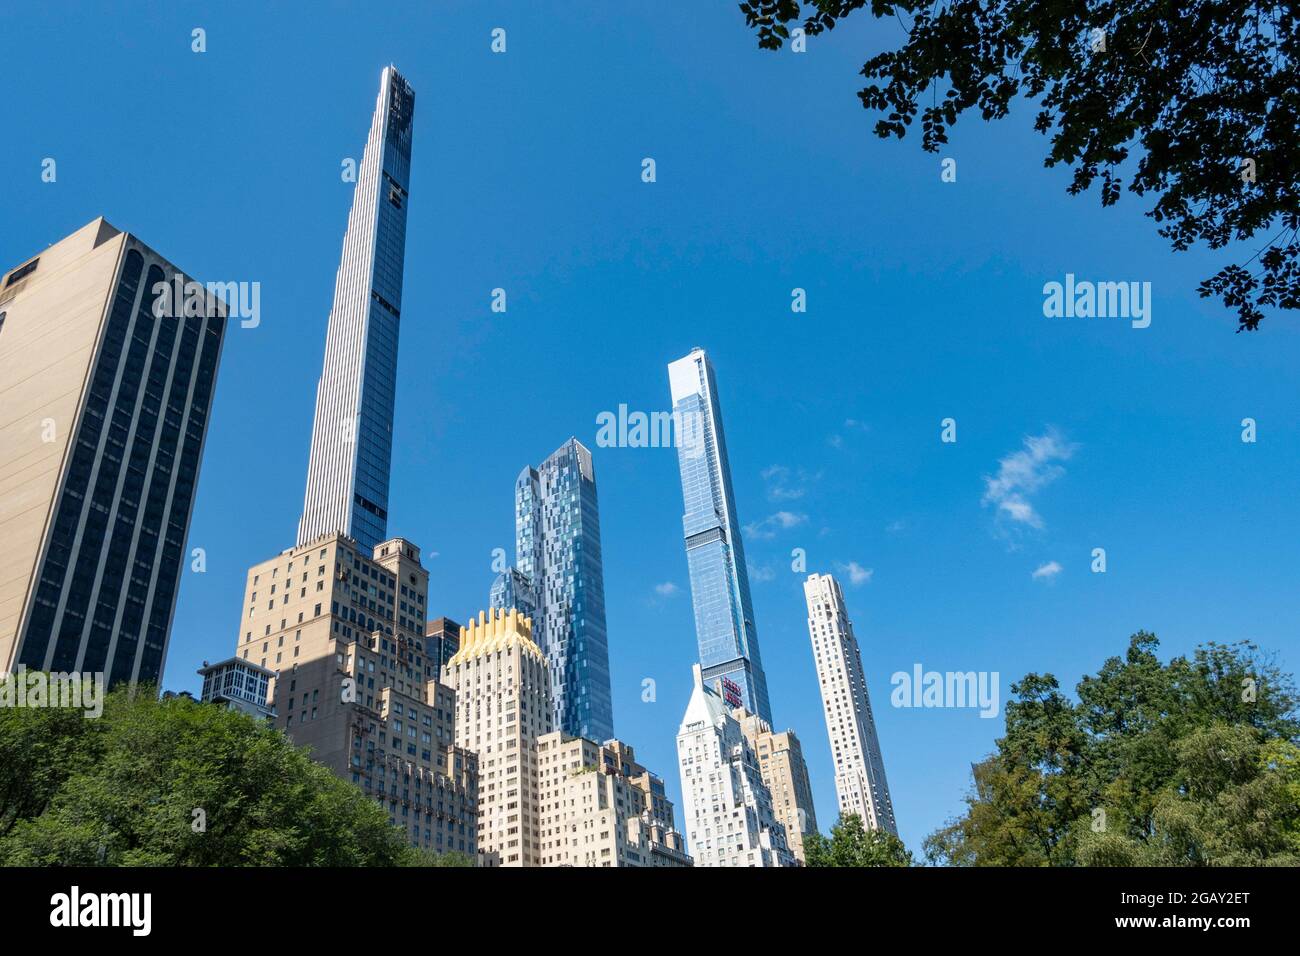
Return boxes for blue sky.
[4,1,1298,857]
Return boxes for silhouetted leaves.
[739,0,1300,330]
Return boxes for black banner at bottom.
[0,865,1281,940]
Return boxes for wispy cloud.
[748,563,776,583]
[828,418,869,449]
[982,429,1077,531]
[743,511,808,540]
[761,464,820,502]
[1031,561,1063,581]
[653,581,680,597]
[836,560,874,586]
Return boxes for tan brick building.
[444,608,552,866]
[537,732,691,867]
[234,532,476,856]
[736,711,818,864]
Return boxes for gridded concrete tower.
[490,438,613,742]
[804,572,897,835]
[298,66,414,552]
[668,348,771,724]
[675,664,793,867]
[445,608,553,867]
[0,218,225,687]
[736,712,818,864]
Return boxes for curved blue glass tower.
[491,439,614,742]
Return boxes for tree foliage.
[0,686,472,867]
[804,812,914,865]
[739,1,1300,330]
[922,632,1300,865]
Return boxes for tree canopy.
[804,812,914,866]
[923,632,1300,865]
[739,1,1300,331]
[0,686,472,867]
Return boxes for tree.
[804,813,913,866]
[0,686,467,867]
[923,632,1300,866]
[739,1,1300,331]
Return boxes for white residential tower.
[804,572,898,835]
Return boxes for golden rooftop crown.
[447,607,544,666]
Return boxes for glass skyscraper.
[668,347,772,724]
[490,439,614,741]
[298,66,414,553]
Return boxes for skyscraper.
[804,572,898,835]
[0,218,225,687]
[490,438,613,742]
[424,616,462,674]
[445,609,552,867]
[675,665,793,867]
[298,66,414,552]
[668,348,771,723]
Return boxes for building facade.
[490,438,613,742]
[804,572,897,835]
[676,664,793,867]
[667,348,772,723]
[298,66,415,553]
[487,567,536,625]
[736,712,818,864]
[198,657,274,719]
[424,616,462,674]
[0,218,225,687]
[234,532,476,856]
[444,608,553,866]
[538,732,691,867]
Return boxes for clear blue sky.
[4,1,1298,857]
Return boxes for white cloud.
[982,429,1077,530]
[743,511,808,540]
[1031,561,1063,581]
[653,582,680,597]
[761,464,821,502]
[836,561,874,586]
[748,563,776,583]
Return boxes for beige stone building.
[443,608,552,866]
[234,532,476,856]
[537,732,691,867]
[736,711,818,864]
[1,218,225,687]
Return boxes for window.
[5,258,38,286]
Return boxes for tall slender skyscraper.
[668,348,772,724]
[490,438,613,742]
[804,572,897,835]
[0,218,225,687]
[298,66,414,552]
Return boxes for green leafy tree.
[0,686,469,867]
[739,1,1299,330]
[923,632,1300,866]
[803,813,913,866]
